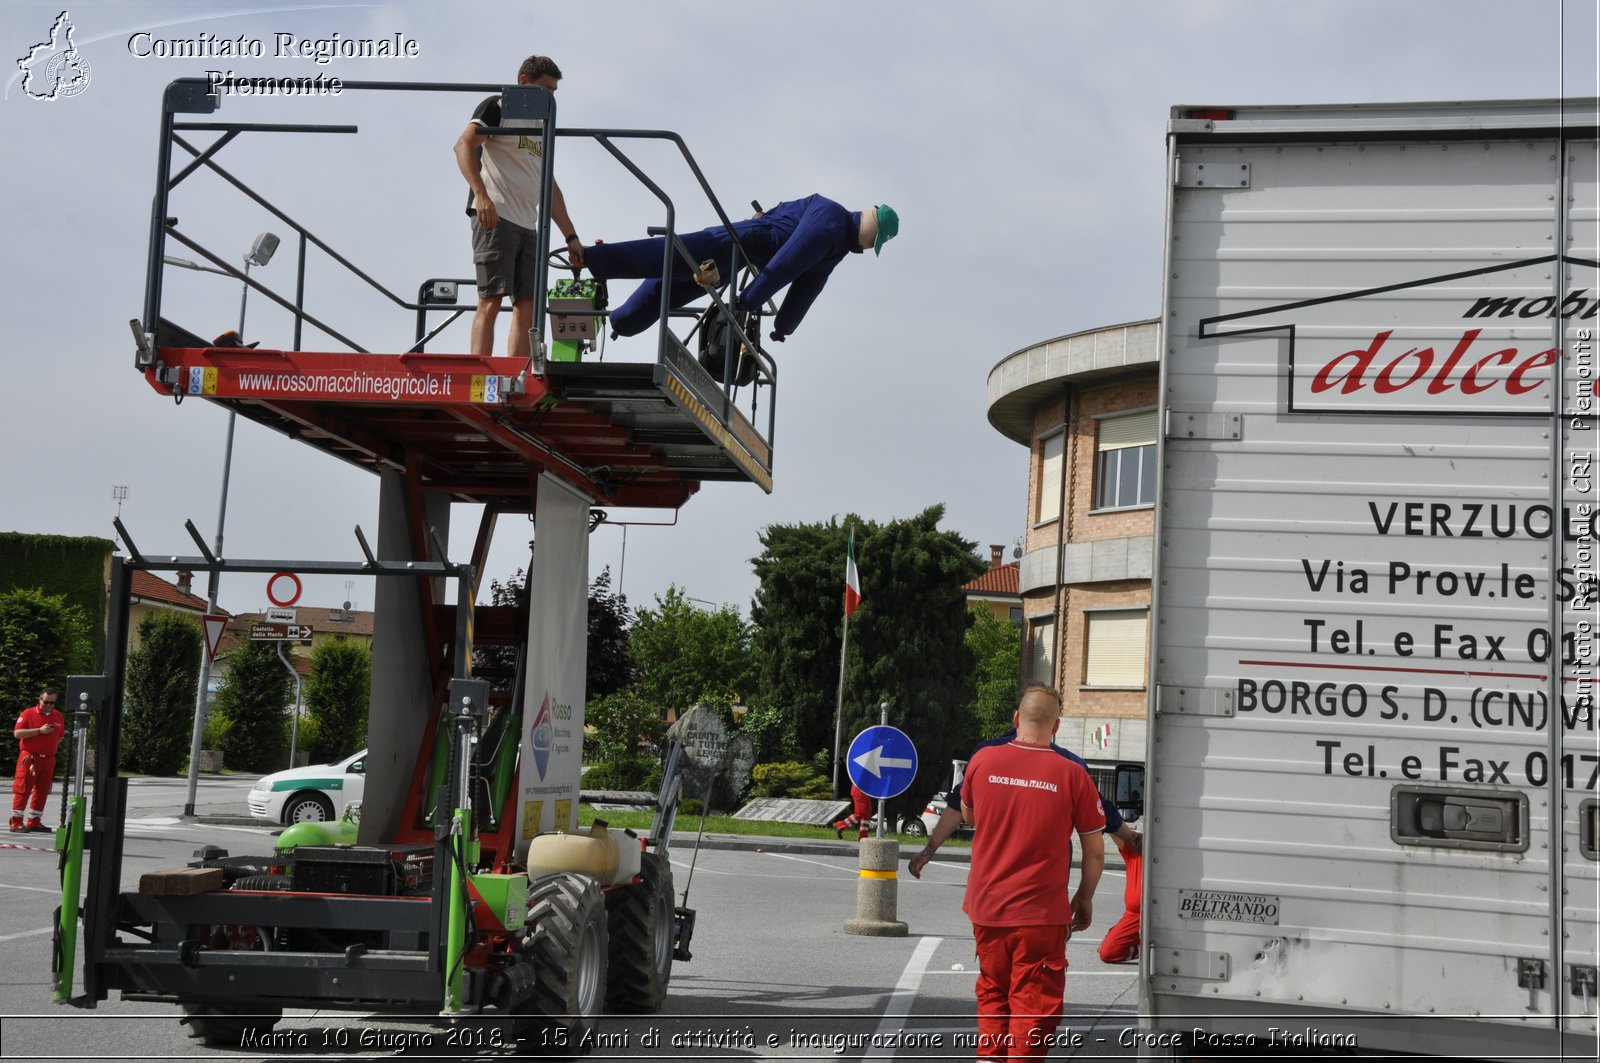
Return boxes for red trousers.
[1098,843,1143,963]
[12,752,56,822]
[972,923,1067,1060]
[1097,909,1141,963]
[835,785,874,837]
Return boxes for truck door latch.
[1391,785,1527,852]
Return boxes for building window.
[1083,609,1148,688]
[1094,410,1156,510]
[1029,617,1056,686]
[1008,606,1023,626]
[1036,431,1064,523]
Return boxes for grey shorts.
[472,216,541,301]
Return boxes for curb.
[191,815,264,827]
[667,831,971,862]
[171,819,1119,870]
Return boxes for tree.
[303,639,370,763]
[586,568,634,698]
[121,613,202,775]
[0,588,93,764]
[751,506,985,816]
[213,639,292,773]
[475,567,633,698]
[629,587,756,715]
[965,607,1021,746]
[582,688,663,790]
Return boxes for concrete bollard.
[843,837,908,936]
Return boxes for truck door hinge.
[1176,160,1250,189]
[1518,958,1547,990]
[1166,411,1241,442]
[1151,945,1229,982]
[1573,965,1598,998]
[1155,684,1234,718]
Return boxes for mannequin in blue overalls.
[582,197,898,341]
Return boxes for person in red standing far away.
[12,687,64,833]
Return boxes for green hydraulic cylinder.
[53,693,95,1004]
[444,805,470,1013]
[52,794,87,1002]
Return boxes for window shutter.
[1097,410,1157,452]
[1085,610,1147,686]
[1037,433,1064,522]
[1029,618,1056,685]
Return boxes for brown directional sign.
[249,623,312,641]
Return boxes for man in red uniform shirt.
[961,684,1105,1060]
[12,687,64,832]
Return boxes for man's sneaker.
[833,823,845,840]
[8,822,22,833]
[26,821,48,833]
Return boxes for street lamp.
[172,232,279,817]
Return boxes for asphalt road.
[1,787,1145,1061]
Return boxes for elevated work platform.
[147,333,772,510]
[135,78,777,512]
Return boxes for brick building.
[985,318,1158,770]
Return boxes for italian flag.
[843,528,862,618]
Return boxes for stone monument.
[665,703,756,811]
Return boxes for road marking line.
[0,882,62,894]
[863,934,941,1058]
[761,851,860,875]
[0,926,55,942]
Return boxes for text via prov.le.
[1230,492,1597,790]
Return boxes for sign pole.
[842,721,916,939]
[182,415,237,817]
[278,641,304,769]
[876,700,888,838]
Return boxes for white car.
[901,791,974,839]
[247,749,366,825]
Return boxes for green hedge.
[0,533,113,669]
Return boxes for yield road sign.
[846,725,918,800]
[202,614,228,663]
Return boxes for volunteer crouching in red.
[1098,834,1143,964]
[960,684,1105,1060]
[12,687,64,833]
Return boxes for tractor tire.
[603,851,674,1013]
[180,1003,282,1046]
[515,872,608,1056]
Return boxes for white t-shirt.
[469,94,545,230]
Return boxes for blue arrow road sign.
[846,725,919,800]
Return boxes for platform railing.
[140,78,775,457]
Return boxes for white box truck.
[1141,99,1598,1061]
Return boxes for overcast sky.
[2,0,1596,619]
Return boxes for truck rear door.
[1148,99,1599,1061]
